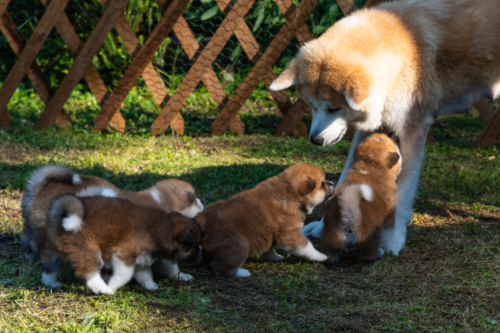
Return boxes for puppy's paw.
[310,252,328,262]
[176,272,194,282]
[140,281,159,291]
[234,269,251,277]
[88,283,114,295]
[41,272,61,288]
[302,221,321,237]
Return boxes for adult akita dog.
[270,0,500,255]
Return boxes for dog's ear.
[270,60,299,91]
[299,177,317,195]
[343,71,371,111]
[386,151,400,169]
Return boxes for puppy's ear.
[299,177,317,195]
[343,71,371,111]
[179,230,197,247]
[186,191,197,205]
[269,60,299,91]
[386,152,400,169]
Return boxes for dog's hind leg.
[283,231,327,262]
[382,119,431,255]
[40,249,64,288]
[133,267,158,290]
[106,253,135,292]
[155,260,193,282]
[303,130,372,239]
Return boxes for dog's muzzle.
[310,136,324,146]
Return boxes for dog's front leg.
[302,130,372,239]
[156,260,193,282]
[381,121,431,255]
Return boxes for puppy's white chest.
[135,253,153,268]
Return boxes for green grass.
[0,112,499,332]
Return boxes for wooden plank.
[0,0,70,129]
[336,0,356,15]
[151,0,256,136]
[39,0,109,104]
[473,99,495,125]
[38,0,129,129]
[365,0,386,7]
[0,0,10,16]
[211,0,317,136]
[94,0,189,131]
[0,11,69,127]
[476,108,500,148]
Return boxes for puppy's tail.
[22,165,81,214]
[48,195,85,233]
[337,184,375,244]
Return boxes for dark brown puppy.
[321,133,402,265]
[22,165,203,264]
[195,164,335,277]
[44,196,202,294]
[21,165,118,261]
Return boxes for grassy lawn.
[0,113,499,332]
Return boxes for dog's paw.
[310,252,328,262]
[88,283,114,295]
[176,272,194,282]
[140,281,159,291]
[302,221,322,237]
[41,272,61,288]
[234,269,251,277]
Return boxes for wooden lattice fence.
[0,0,498,147]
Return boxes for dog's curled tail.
[22,165,81,213]
[49,195,85,233]
[337,183,375,241]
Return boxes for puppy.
[321,133,402,265]
[22,165,203,261]
[195,164,335,277]
[21,165,118,261]
[44,195,202,294]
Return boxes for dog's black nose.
[310,136,324,145]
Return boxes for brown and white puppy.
[44,195,202,294]
[195,164,335,277]
[270,0,500,255]
[321,133,402,265]
[22,165,203,262]
[21,165,119,261]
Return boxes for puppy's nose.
[310,136,324,146]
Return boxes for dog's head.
[167,213,203,262]
[280,164,335,214]
[269,11,414,146]
[355,133,402,176]
[152,179,204,218]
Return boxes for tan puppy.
[44,195,202,294]
[195,164,335,277]
[270,0,500,255]
[321,133,402,265]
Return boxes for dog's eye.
[328,107,340,113]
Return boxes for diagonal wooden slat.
[0,0,70,129]
[151,0,256,136]
[474,99,495,125]
[211,0,317,136]
[94,0,189,131]
[0,0,10,16]
[38,0,129,129]
[39,0,109,105]
[476,100,500,148]
[365,0,386,7]
[0,10,69,128]
[336,0,356,15]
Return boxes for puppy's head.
[355,133,402,176]
[152,179,204,218]
[281,164,335,214]
[269,10,415,146]
[168,213,203,262]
